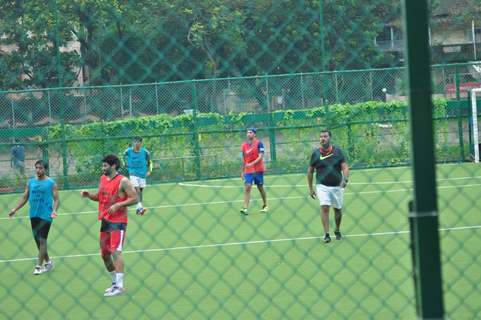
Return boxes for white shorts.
[315,184,343,209]
[130,175,146,188]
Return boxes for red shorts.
[99,219,127,255]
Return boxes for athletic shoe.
[240,208,248,215]
[334,230,343,240]
[323,233,331,243]
[136,207,147,216]
[104,284,116,294]
[259,205,268,213]
[104,286,125,297]
[33,266,43,275]
[43,260,55,273]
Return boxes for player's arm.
[51,183,59,217]
[107,178,137,214]
[307,151,317,198]
[123,149,129,170]
[146,150,152,177]
[307,166,316,199]
[240,149,245,178]
[8,183,29,217]
[340,161,349,188]
[81,189,99,201]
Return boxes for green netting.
[1,0,480,319]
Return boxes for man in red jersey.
[240,128,267,215]
[81,154,137,297]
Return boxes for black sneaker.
[323,233,331,243]
[334,230,343,240]
[240,208,248,215]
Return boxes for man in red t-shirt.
[81,154,137,297]
[240,128,268,215]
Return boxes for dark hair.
[320,129,331,137]
[35,160,48,170]
[102,154,121,169]
[133,136,143,142]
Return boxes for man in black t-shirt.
[307,130,349,243]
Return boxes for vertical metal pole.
[52,0,69,188]
[11,99,15,127]
[319,0,328,108]
[455,66,465,161]
[129,88,132,117]
[155,84,159,114]
[192,81,201,179]
[369,71,374,101]
[47,90,52,119]
[266,76,276,162]
[300,73,305,108]
[120,87,124,117]
[403,0,444,318]
[335,72,339,103]
[473,20,477,61]
[471,89,480,163]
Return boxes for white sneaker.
[43,261,54,273]
[33,266,43,275]
[259,205,268,213]
[104,284,116,293]
[104,286,125,297]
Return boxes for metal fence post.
[455,65,465,161]
[192,80,202,179]
[404,0,444,318]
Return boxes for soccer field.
[1,163,480,319]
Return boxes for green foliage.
[0,0,401,90]
[41,98,459,186]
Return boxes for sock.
[115,273,124,288]
[137,202,142,209]
[110,271,116,285]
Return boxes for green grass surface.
[1,163,480,319]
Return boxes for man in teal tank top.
[123,136,151,215]
[8,160,59,275]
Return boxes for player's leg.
[104,229,126,297]
[241,174,253,215]
[316,184,332,243]
[136,185,147,215]
[333,208,343,240]
[100,231,116,293]
[332,187,344,240]
[255,173,268,212]
[321,205,331,243]
[30,218,51,274]
[131,176,147,215]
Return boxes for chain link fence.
[1,0,480,319]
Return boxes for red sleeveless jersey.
[241,139,265,173]
[98,174,128,223]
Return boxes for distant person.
[240,128,268,215]
[123,137,151,216]
[11,141,26,176]
[307,130,349,243]
[8,160,59,274]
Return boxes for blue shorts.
[244,172,264,186]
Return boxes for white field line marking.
[2,182,481,221]
[1,225,479,264]
[178,175,481,188]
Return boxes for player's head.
[247,128,257,140]
[34,160,48,178]
[320,129,331,147]
[132,136,143,149]
[102,154,121,176]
